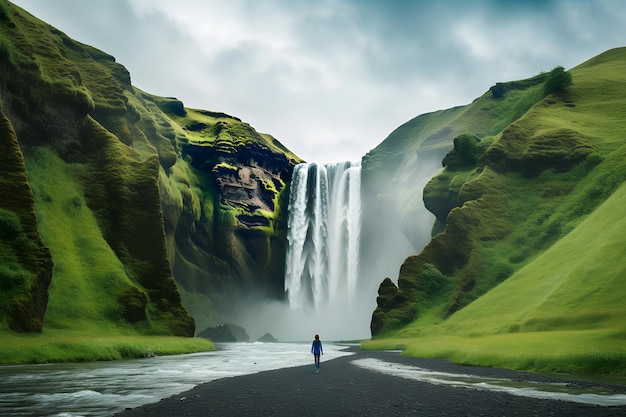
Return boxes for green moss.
[444,133,485,166]
[370,49,626,376]
[0,1,10,21]
[423,168,476,223]
[117,287,148,323]
[0,112,52,333]
[215,161,238,171]
[0,36,16,64]
[0,209,33,303]
[167,107,301,162]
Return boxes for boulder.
[257,333,278,343]
[197,324,236,342]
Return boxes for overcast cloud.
[10,0,626,163]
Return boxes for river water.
[0,342,354,417]
[354,357,626,407]
[2,343,626,416]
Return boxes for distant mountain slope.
[369,46,626,349]
[361,58,548,322]
[0,0,300,337]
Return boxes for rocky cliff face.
[0,2,300,335]
[159,109,301,330]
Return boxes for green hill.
[360,63,548,295]
[0,0,300,362]
[364,47,626,375]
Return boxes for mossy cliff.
[369,48,626,344]
[0,113,52,332]
[0,1,300,338]
[160,108,301,331]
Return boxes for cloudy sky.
[11,0,626,163]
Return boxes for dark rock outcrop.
[197,323,251,342]
[198,324,237,342]
[227,323,250,342]
[257,332,278,343]
[162,113,301,326]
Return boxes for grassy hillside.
[366,180,626,375]
[438,180,626,337]
[360,65,547,295]
[0,0,200,335]
[365,47,626,375]
[0,1,299,361]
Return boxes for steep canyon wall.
[0,2,301,336]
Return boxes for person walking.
[311,334,323,372]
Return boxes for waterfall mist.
[230,153,443,342]
[359,152,444,292]
[227,162,367,342]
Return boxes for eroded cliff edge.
[0,2,301,336]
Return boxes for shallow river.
[2,343,625,416]
[0,342,353,417]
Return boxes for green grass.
[0,329,214,364]
[363,329,626,376]
[366,179,626,376]
[23,147,147,330]
[367,48,626,377]
[2,0,299,354]
[444,181,626,336]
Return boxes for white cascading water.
[285,161,361,312]
[235,150,439,341]
[236,155,435,341]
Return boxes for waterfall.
[237,151,438,341]
[285,161,361,311]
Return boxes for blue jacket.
[311,339,323,355]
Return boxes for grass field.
[0,329,214,364]
[362,329,625,377]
